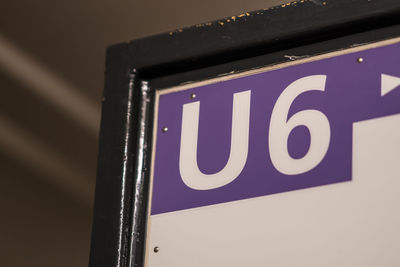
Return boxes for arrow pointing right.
[381,74,400,96]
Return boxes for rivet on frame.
[357,57,364,63]
[190,93,197,99]
[154,246,160,253]
[162,127,168,133]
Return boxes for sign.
[145,40,400,266]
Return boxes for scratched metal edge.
[149,23,400,92]
[128,80,154,267]
[125,0,400,78]
[89,44,137,267]
[157,38,400,96]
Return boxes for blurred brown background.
[0,0,286,266]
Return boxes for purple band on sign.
[151,41,400,215]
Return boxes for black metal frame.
[89,1,400,266]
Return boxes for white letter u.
[179,90,251,190]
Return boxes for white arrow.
[381,74,400,96]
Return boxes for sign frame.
[89,1,400,266]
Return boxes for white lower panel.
[146,114,400,267]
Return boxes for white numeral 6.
[269,75,331,175]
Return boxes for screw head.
[162,127,168,133]
[357,57,364,63]
[153,246,160,253]
[190,93,196,99]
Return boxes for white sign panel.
[145,39,400,267]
